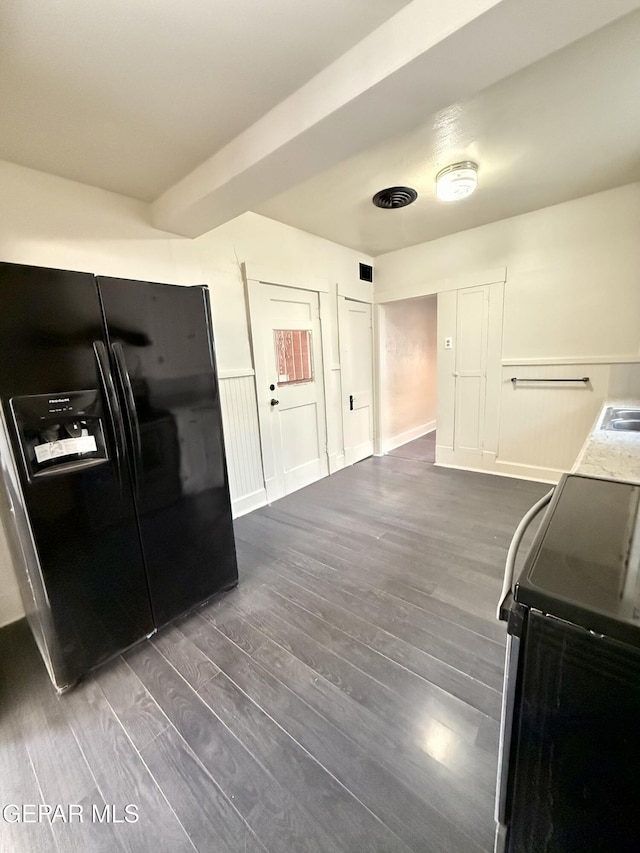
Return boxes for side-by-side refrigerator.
[0,262,238,691]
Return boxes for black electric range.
[515,473,640,647]
[496,473,640,853]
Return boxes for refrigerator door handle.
[111,342,143,497]
[93,340,124,487]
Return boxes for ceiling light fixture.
[435,161,478,201]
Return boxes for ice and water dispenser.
[11,390,108,479]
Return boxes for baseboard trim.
[231,488,267,518]
[433,461,558,485]
[383,420,436,453]
[435,444,482,470]
[435,445,560,484]
[489,459,563,484]
[329,453,346,474]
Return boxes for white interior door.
[250,282,328,502]
[453,285,489,464]
[338,297,374,465]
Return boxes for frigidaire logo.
[48,398,71,404]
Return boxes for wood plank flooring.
[0,454,549,852]
[387,430,436,463]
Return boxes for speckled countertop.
[573,399,640,484]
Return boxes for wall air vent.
[359,263,373,283]
[372,186,417,209]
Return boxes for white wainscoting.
[436,361,618,483]
[218,371,267,517]
[494,363,610,480]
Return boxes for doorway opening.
[377,294,438,463]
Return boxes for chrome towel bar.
[510,376,590,384]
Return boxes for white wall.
[375,182,640,481]
[0,159,372,627]
[379,296,437,451]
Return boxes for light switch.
[444,337,453,349]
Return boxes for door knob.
[270,398,280,406]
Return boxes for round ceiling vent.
[372,186,418,209]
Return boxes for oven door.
[494,604,526,853]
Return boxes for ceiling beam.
[152,0,640,237]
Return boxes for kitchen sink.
[601,407,640,432]
[608,419,640,431]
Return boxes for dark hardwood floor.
[0,454,549,852]
[386,430,436,463]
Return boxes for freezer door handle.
[93,340,124,487]
[111,342,142,497]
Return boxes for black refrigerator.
[0,262,238,691]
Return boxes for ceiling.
[2,0,640,254]
[0,0,413,200]
[257,9,640,255]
